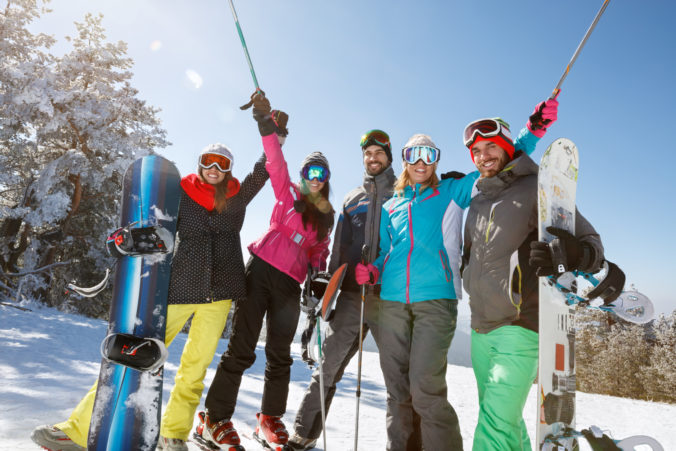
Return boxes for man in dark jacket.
[289,130,412,450]
[461,114,622,450]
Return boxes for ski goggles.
[401,146,440,165]
[301,164,329,182]
[360,129,390,149]
[463,118,512,149]
[198,152,232,173]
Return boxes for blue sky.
[35,0,676,315]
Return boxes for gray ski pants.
[292,290,380,439]
[375,298,463,451]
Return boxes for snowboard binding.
[542,425,664,451]
[101,333,168,373]
[106,222,173,258]
[300,268,332,367]
[548,261,655,324]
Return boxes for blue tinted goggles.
[302,165,329,182]
[402,146,440,165]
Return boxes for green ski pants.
[471,325,538,451]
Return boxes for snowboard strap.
[581,427,621,451]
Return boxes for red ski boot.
[192,411,244,451]
[253,413,291,451]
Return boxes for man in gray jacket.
[289,130,411,450]
[461,116,622,450]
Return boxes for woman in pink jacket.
[197,93,334,451]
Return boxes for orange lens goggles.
[199,153,232,172]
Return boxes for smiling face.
[200,166,227,185]
[363,144,390,176]
[406,159,436,185]
[304,178,326,193]
[471,140,510,178]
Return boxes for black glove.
[529,226,593,276]
[250,92,289,137]
[440,171,466,180]
[587,260,625,305]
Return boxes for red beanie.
[470,135,515,162]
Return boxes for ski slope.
[1,302,673,450]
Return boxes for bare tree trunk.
[35,174,83,302]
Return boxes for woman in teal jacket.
[356,125,539,450]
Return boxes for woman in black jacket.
[30,144,268,451]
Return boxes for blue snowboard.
[87,155,181,451]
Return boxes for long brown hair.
[298,182,334,240]
[393,163,439,196]
[200,169,233,213]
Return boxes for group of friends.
[30,90,624,451]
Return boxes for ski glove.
[587,260,626,304]
[527,93,559,138]
[355,263,378,285]
[440,170,466,180]
[250,91,290,137]
[529,226,595,276]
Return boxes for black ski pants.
[204,255,301,420]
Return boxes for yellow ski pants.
[55,300,231,446]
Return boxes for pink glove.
[355,263,379,285]
[527,92,560,138]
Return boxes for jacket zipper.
[406,191,415,304]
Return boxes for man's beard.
[366,163,388,176]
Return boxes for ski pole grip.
[360,245,375,285]
[361,245,369,265]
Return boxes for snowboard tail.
[87,155,180,451]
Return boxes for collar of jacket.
[401,181,438,199]
[363,165,396,190]
[476,150,538,197]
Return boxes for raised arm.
[250,91,293,201]
[238,152,269,205]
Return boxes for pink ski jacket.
[247,134,331,284]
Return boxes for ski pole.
[354,245,369,451]
[550,0,611,99]
[226,0,260,91]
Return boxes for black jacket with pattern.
[167,153,268,305]
[462,151,604,333]
[329,166,396,294]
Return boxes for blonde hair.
[393,163,439,196]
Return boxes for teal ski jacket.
[372,128,539,304]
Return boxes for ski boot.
[30,425,85,451]
[287,432,317,451]
[156,435,188,451]
[192,411,244,451]
[254,413,292,451]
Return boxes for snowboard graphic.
[536,138,579,450]
[87,155,180,451]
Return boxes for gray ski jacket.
[462,151,604,333]
[329,166,396,294]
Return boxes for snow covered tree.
[601,321,652,399]
[1,0,169,315]
[640,311,676,402]
[575,308,611,394]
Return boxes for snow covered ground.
[1,301,673,450]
